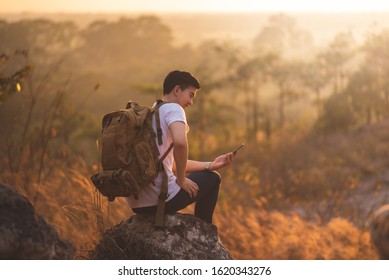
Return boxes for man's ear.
[173,85,181,96]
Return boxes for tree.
[270,59,305,127]
[188,40,242,157]
[300,56,330,113]
[362,29,389,116]
[0,51,99,186]
[234,53,278,141]
[346,65,384,125]
[77,16,174,73]
[252,14,313,59]
[314,91,356,133]
[319,32,356,95]
[0,19,79,65]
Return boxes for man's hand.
[210,152,234,170]
[176,177,199,198]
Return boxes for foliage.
[0,19,79,65]
[216,202,376,260]
[78,16,174,71]
[252,14,314,59]
[0,52,100,187]
[314,91,356,133]
[2,14,389,259]
[0,52,30,104]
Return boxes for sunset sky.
[2,0,389,13]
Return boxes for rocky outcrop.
[93,213,233,260]
[370,204,389,259]
[0,183,74,259]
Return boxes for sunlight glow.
[2,0,389,13]
[16,83,21,92]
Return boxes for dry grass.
[0,161,130,258]
[215,200,376,259]
[2,119,387,259]
[0,164,378,259]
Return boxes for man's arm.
[169,121,187,184]
[173,155,235,173]
[186,154,234,172]
[169,121,199,197]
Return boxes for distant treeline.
[2,13,389,150]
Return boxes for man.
[126,70,234,224]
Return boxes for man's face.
[177,86,197,109]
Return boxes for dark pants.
[132,170,221,224]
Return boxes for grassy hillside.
[1,11,388,260]
[1,118,386,259]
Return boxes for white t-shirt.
[126,102,188,208]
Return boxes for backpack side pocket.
[134,142,158,182]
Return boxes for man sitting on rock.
[126,70,234,224]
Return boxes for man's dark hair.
[163,70,200,95]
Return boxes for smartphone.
[232,143,245,155]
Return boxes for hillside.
[1,116,387,259]
[1,10,388,260]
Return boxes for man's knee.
[208,170,221,187]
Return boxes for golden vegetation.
[2,13,389,259]
[0,155,378,259]
[216,202,376,259]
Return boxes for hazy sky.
[2,0,389,13]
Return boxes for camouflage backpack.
[91,100,173,226]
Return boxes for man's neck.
[162,94,175,103]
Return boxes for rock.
[93,213,233,259]
[369,204,389,259]
[0,183,74,259]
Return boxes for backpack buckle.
[158,192,169,201]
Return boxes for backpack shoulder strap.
[155,107,163,146]
[152,99,174,227]
[155,143,173,227]
[155,168,168,227]
[153,99,170,146]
